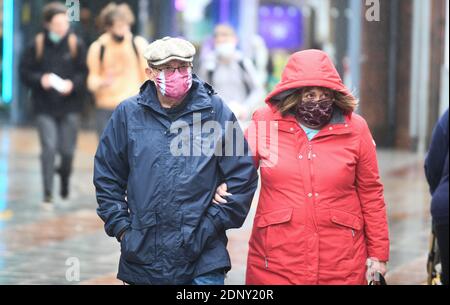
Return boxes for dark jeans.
[435,223,449,285]
[36,113,80,197]
[191,269,226,285]
[122,269,226,285]
[95,108,114,139]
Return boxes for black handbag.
[369,272,387,285]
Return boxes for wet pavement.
[0,127,433,285]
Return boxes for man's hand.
[212,183,232,204]
[119,230,128,242]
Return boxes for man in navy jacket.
[425,109,449,285]
[94,37,258,285]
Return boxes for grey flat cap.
[144,36,196,66]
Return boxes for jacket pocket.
[330,210,363,231]
[330,209,363,259]
[255,208,294,253]
[182,214,218,263]
[121,212,157,265]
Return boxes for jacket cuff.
[70,75,85,93]
[367,250,389,262]
[30,72,44,89]
[207,204,225,232]
[114,221,131,242]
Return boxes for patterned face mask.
[296,98,335,129]
[155,67,193,100]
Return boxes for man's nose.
[171,67,184,76]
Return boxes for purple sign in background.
[258,5,303,50]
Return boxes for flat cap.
[144,36,196,66]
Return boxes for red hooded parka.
[245,50,390,285]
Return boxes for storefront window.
[1,0,14,105]
[1,0,4,102]
[258,4,303,50]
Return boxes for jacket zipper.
[307,143,318,230]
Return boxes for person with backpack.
[198,24,264,123]
[19,2,88,207]
[425,109,449,285]
[86,3,148,138]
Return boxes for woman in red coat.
[214,49,389,284]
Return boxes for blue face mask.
[48,31,63,44]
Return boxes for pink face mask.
[155,68,193,100]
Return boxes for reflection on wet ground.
[0,128,432,284]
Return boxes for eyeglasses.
[151,64,192,77]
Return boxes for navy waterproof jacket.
[425,109,449,226]
[94,76,259,284]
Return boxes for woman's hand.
[366,258,388,283]
[377,262,387,276]
[212,183,232,204]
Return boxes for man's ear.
[145,67,155,81]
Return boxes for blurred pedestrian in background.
[94,36,258,285]
[19,2,88,207]
[87,3,148,138]
[425,109,449,285]
[198,24,264,123]
[249,35,270,90]
[215,49,390,284]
